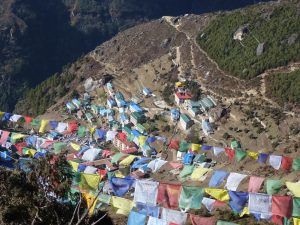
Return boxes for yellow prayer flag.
[69,161,79,172]
[23,148,37,157]
[90,127,96,134]
[70,143,81,151]
[293,218,300,225]
[240,207,250,217]
[138,136,147,145]
[0,112,4,120]
[191,143,201,152]
[119,155,137,166]
[39,120,48,133]
[205,188,230,201]
[81,173,101,190]
[191,167,212,181]
[111,196,135,216]
[11,133,26,142]
[83,193,97,215]
[115,170,125,178]
[247,151,259,160]
[286,182,300,197]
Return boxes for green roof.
[136,123,146,131]
[181,114,192,123]
[123,126,132,135]
[131,112,145,120]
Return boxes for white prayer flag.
[225,172,247,191]
[134,179,159,205]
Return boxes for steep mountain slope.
[0,0,270,111]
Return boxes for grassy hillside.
[266,70,300,106]
[197,3,300,80]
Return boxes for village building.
[85,113,95,124]
[131,96,143,104]
[180,113,194,130]
[106,82,115,97]
[174,92,192,105]
[188,107,201,117]
[91,104,99,115]
[113,132,137,152]
[136,123,146,134]
[200,96,216,112]
[115,92,127,107]
[119,113,129,125]
[142,87,152,97]
[129,102,143,113]
[107,98,117,109]
[202,118,214,136]
[66,102,76,112]
[130,112,146,125]
[170,108,180,122]
[72,99,81,109]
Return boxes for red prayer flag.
[169,140,180,151]
[0,131,10,145]
[271,215,284,225]
[248,176,265,192]
[272,195,292,218]
[225,147,235,160]
[190,214,216,225]
[68,121,78,133]
[213,200,226,207]
[157,183,181,209]
[281,156,293,171]
[14,142,27,154]
[24,116,33,124]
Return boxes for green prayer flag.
[30,119,41,127]
[284,217,290,225]
[266,179,283,195]
[179,141,190,152]
[107,171,116,180]
[235,149,247,162]
[194,154,206,163]
[179,186,204,209]
[111,152,125,164]
[126,134,135,142]
[77,126,86,138]
[179,165,194,181]
[292,197,300,217]
[217,221,239,225]
[53,142,67,154]
[292,158,300,171]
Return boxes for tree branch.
[90,213,107,225]
[69,194,82,225]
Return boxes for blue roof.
[130,102,143,112]
[143,87,152,94]
[120,113,128,122]
[131,130,141,137]
[107,98,116,105]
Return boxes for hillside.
[0,0,269,112]
[197,2,300,80]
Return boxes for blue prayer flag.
[127,211,147,225]
[136,202,160,218]
[228,191,248,213]
[257,153,268,164]
[110,176,135,197]
[209,170,229,187]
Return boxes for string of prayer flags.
[190,215,216,225]
[292,197,300,217]
[80,173,101,191]
[248,193,272,217]
[228,191,249,214]
[209,170,229,187]
[191,167,212,181]
[235,149,247,162]
[292,158,300,171]
[266,179,283,195]
[134,180,159,206]
[281,156,293,171]
[247,151,259,160]
[248,176,265,193]
[202,197,216,212]
[205,188,230,202]
[157,183,181,209]
[225,172,247,191]
[161,208,187,225]
[147,216,168,225]
[272,195,292,218]
[136,202,160,218]
[110,176,135,197]
[127,211,147,225]
[286,182,300,197]
[224,148,235,160]
[269,155,282,170]
[179,186,204,210]
[111,196,135,216]
[257,153,268,164]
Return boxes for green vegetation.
[266,70,300,106]
[14,71,76,116]
[198,4,300,80]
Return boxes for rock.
[287,33,298,46]
[233,24,249,41]
[256,42,265,56]
[161,38,170,48]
